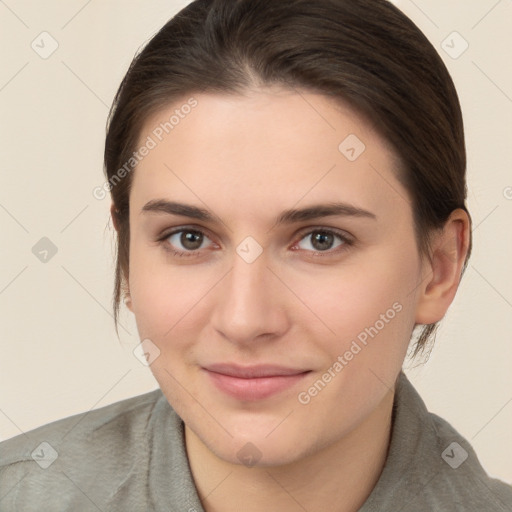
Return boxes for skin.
[115,87,470,512]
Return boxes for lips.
[203,363,310,378]
[202,363,311,400]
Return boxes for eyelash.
[157,226,354,259]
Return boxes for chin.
[203,420,312,468]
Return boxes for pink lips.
[203,363,311,401]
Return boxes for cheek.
[128,245,214,341]
[304,244,420,362]
[128,244,175,336]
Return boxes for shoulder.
[426,410,512,511]
[0,388,163,465]
[363,371,512,512]
[0,388,166,510]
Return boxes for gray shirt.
[1,370,511,511]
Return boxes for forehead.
[130,89,410,227]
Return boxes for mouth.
[202,363,312,401]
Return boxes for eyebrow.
[141,199,377,227]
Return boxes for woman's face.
[126,88,425,466]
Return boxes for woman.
[1,0,511,510]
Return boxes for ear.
[123,287,133,312]
[414,208,471,325]
[110,203,133,312]
[110,203,120,232]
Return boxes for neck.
[185,386,395,512]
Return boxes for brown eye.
[311,231,336,251]
[296,229,351,254]
[179,231,203,250]
[164,229,213,254]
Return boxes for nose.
[210,248,289,346]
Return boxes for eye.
[294,228,352,255]
[157,226,353,259]
[160,228,214,257]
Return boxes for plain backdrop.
[0,0,511,485]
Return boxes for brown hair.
[104,0,472,359]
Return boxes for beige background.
[0,0,511,484]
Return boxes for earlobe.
[110,203,119,232]
[122,280,133,312]
[123,293,133,312]
[112,204,132,312]
[414,209,471,325]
